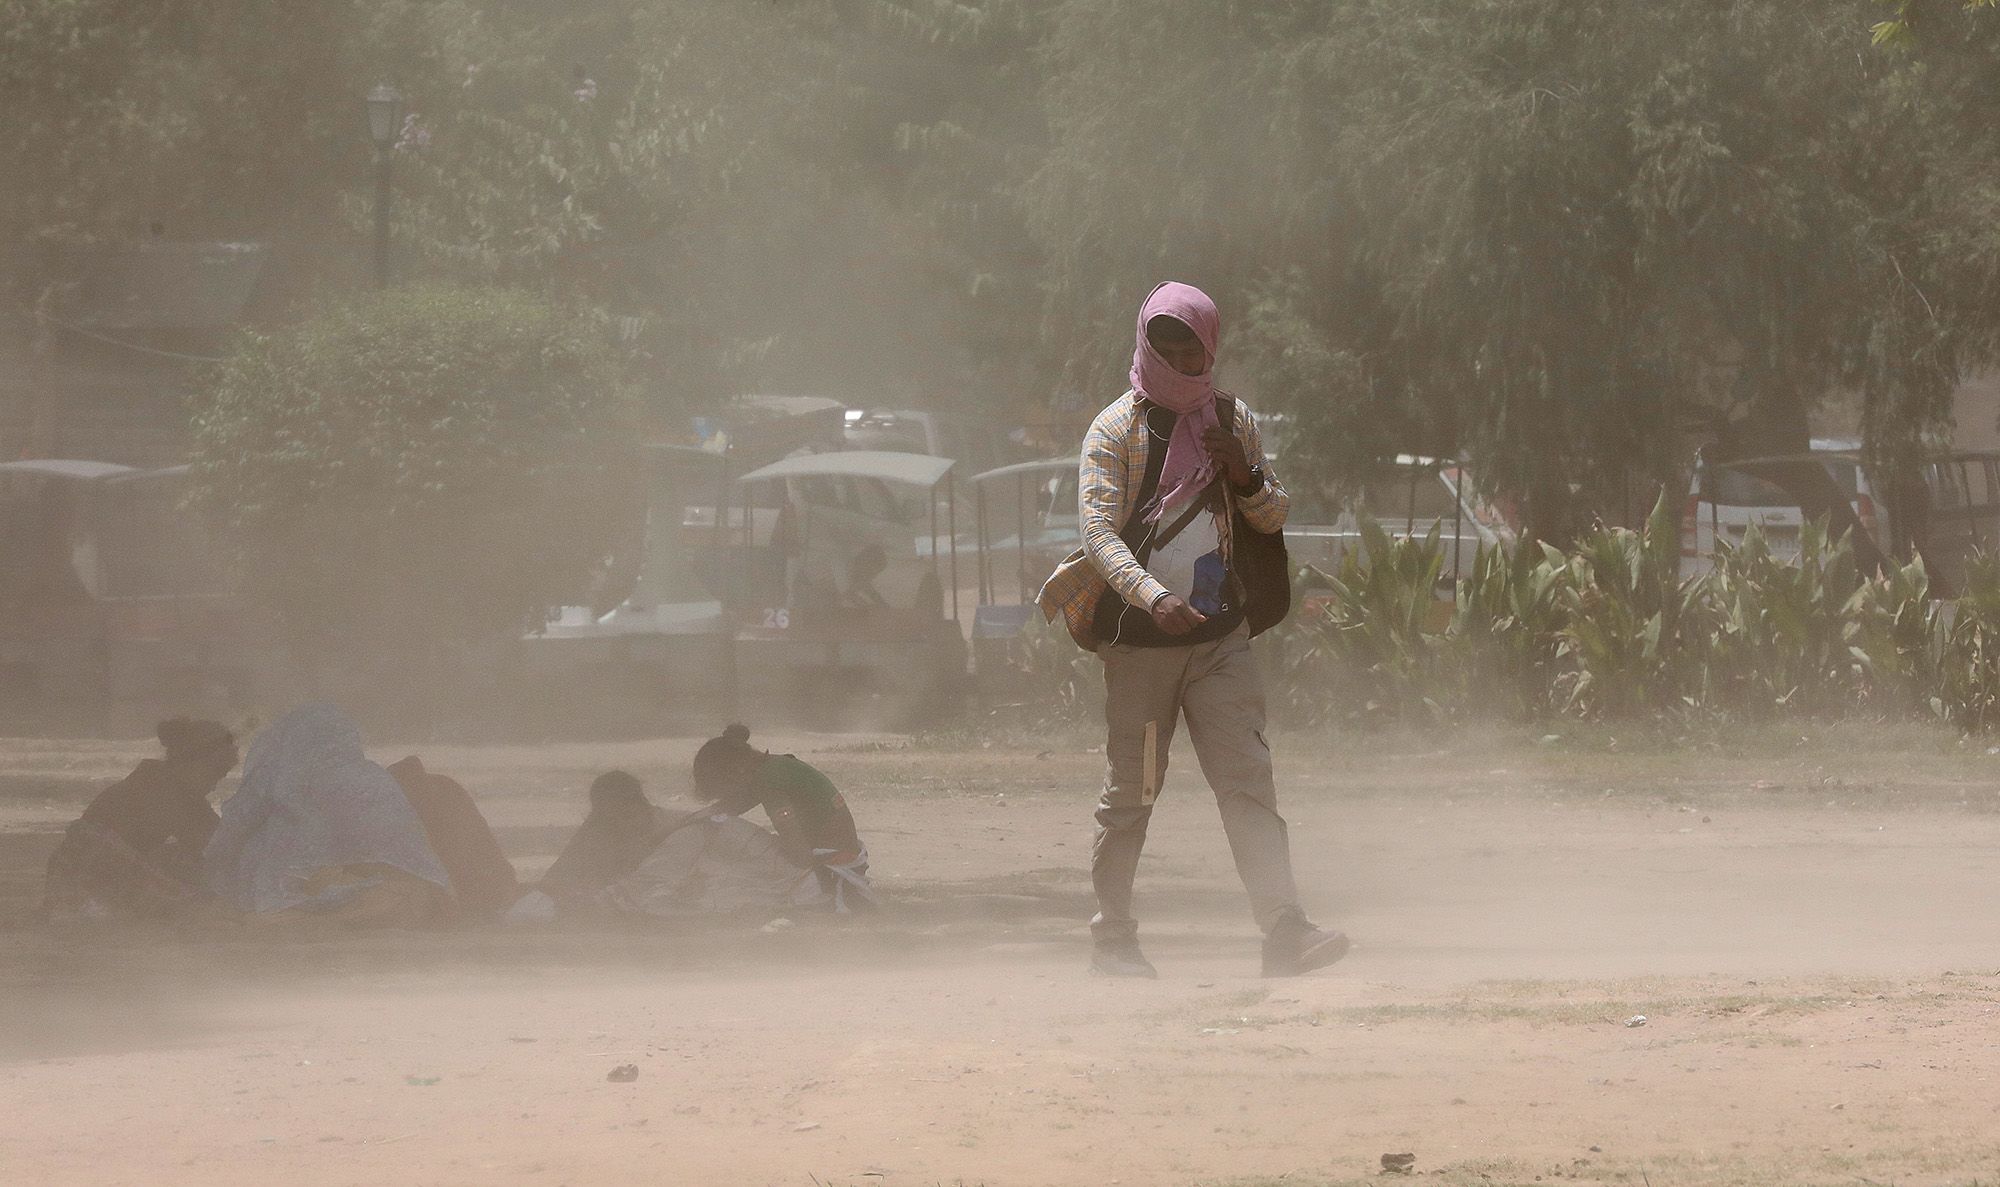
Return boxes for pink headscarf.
[1129,281,1221,521]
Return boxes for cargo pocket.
[1140,719,1163,806]
[1103,716,1162,809]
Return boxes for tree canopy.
[12,0,2000,549]
[1022,0,2000,546]
[187,284,635,684]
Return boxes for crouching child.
[691,724,876,912]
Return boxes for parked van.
[1680,441,2000,589]
[1681,439,1873,580]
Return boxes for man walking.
[1038,280,1349,979]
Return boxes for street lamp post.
[366,84,403,288]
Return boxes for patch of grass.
[909,715,1101,754]
[813,738,914,754]
[1725,1032,1806,1048]
[1239,1042,1313,1060]
[1275,715,1989,773]
[1202,1144,2000,1187]
[1283,1068,1400,1085]
[808,1181,996,1187]
[1275,978,1924,1031]
[1214,986,1273,1009]
[1259,715,1974,762]
[1615,1143,2000,1186]
[1141,986,1272,1025]
[1196,1157,1548,1187]
[1312,1000,1597,1027]
[1147,975,1962,1042]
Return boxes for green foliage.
[1847,552,1940,709]
[15,0,2000,556]
[1023,0,1999,542]
[1448,538,1570,722]
[1237,270,1414,480]
[1551,500,1691,718]
[187,284,636,665]
[1929,552,2000,729]
[1697,523,1868,714]
[2,0,1043,421]
[1271,514,2000,734]
[1873,0,1999,47]
[1284,521,1450,724]
[353,0,1053,417]
[1010,610,1106,721]
[0,0,356,248]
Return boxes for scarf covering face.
[204,703,448,913]
[1128,281,1222,521]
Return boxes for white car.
[1681,441,2000,589]
[1285,455,1514,580]
[1679,439,1881,580]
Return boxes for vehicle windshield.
[799,475,927,524]
[1704,459,1861,508]
[1359,469,1459,524]
[1705,468,1793,508]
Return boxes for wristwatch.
[1232,464,1266,496]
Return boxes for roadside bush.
[188,284,637,712]
[1268,512,2000,733]
[1005,507,2000,737]
[1280,520,1452,725]
[1445,535,1569,722]
[1697,522,1869,715]
[1010,611,1107,722]
[1552,498,1691,718]
[1847,553,1940,715]
[1929,552,2000,730]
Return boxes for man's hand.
[1150,593,1208,636]
[1201,426,1253,489]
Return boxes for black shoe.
[1091,942,1159,979]
[1262,922,1350,978]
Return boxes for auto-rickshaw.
[0,460,281,731]
[962,458,1077,679]
[724,450,967,728]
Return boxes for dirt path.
[3,730,2000,1186]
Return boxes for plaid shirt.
[1036,391,1288,645]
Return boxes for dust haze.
[6,726,2000,1185]
[8,4,2000,1187]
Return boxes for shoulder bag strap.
[1115,400,1175,557]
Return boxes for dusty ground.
[3,723,2000,1186]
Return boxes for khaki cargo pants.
[1092,623,1303,943]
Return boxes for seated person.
[387,756,523,921]
[44,718,237,924]
[598,808,830,919]
[203,704,451,928]
[691,724,876,912]
[842,544,889,609]
[538,771,673,908]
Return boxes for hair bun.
[156,717,232,761]
[722,723,751,744]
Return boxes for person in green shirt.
[692,724,875,912]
